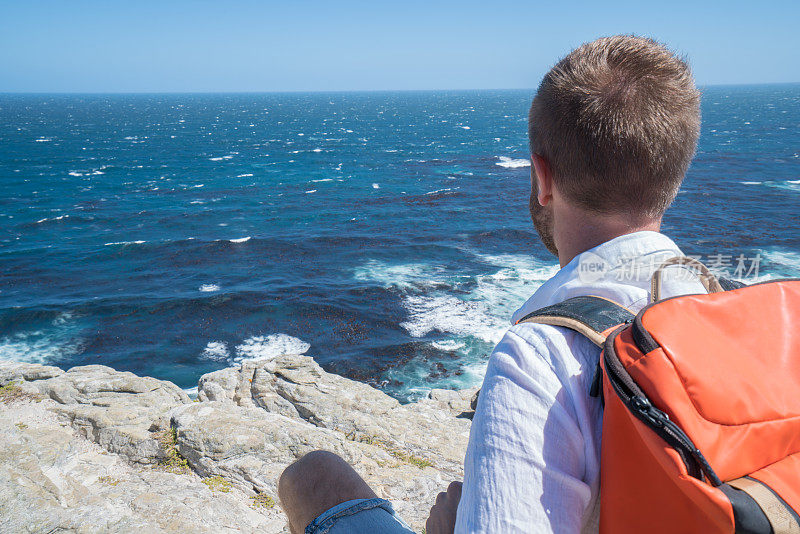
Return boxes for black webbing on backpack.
[516,296,635,399]
[515,296,634,347]
[719,277,747,291]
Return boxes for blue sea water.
[1,86,799,400]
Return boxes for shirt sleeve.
[454,326,595,534]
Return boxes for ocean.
[1,85,799,401]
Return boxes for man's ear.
[531,153,553,207]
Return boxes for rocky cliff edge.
[0,355,477,533]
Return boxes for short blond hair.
[529,35,701,218]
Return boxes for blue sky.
[1,0,798,92]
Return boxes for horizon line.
[1,81,799,96]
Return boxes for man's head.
[528,35,701,257]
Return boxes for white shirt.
[455,231,705,534]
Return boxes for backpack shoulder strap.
[726,477,800,534]
[515,296,635,399]
[719,277,747,291]
[515,295,635,347]
[650,255,748,302]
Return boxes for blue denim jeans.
[305,497,415,534]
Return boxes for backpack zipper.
[603,326,722,486]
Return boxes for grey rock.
[5,363,193,465]
[0,355,477,533]
[0,360,64,386]
[0,385,283,533]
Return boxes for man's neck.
[555,208,662,268]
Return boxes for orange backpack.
[516,257,800,533]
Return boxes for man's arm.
[454,326,600,533]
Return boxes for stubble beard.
[529,190,558,257]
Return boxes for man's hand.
[425,481,462,534]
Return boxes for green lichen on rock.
[0,382,42,404]
[388,449,433,469]
[202,475,231,493]
[98,475,120,486]
[250,492,275,509]
[345,432,433,469]
[345,431,377,445]
[155,426,190,474]
[15,422,28,430]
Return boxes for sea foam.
[233,334,311,363]
[495,156,531,169]
[104,240,145,246]
[759,249,800,279]
[353,259,446,291]
[354,253,558,399]
[36,214,69,224]
[201,341,230,361]
[0,313,83,366]
[742,179,800,192]
[199,284,220,292]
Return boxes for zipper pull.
[631,395,667,428]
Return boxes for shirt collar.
[510,231,683,323]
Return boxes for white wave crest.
[426,188,456,195]
[355,252,558,399]
[741,179,800,192]
[199,284,220,292]
[233,334,311,363]
[0,313,83,365]
[400,294,505,343]
[229,236,251,243]
[470,254,560,313]
[769,180,800,192]
[36,214,69,224]
[353,260,447,291]
[431,339,466,351]
[759,249,800,279]
[201,341,230,361]
[495,156,530,169]
[104,240,145,246]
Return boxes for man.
[278,35,704,533]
